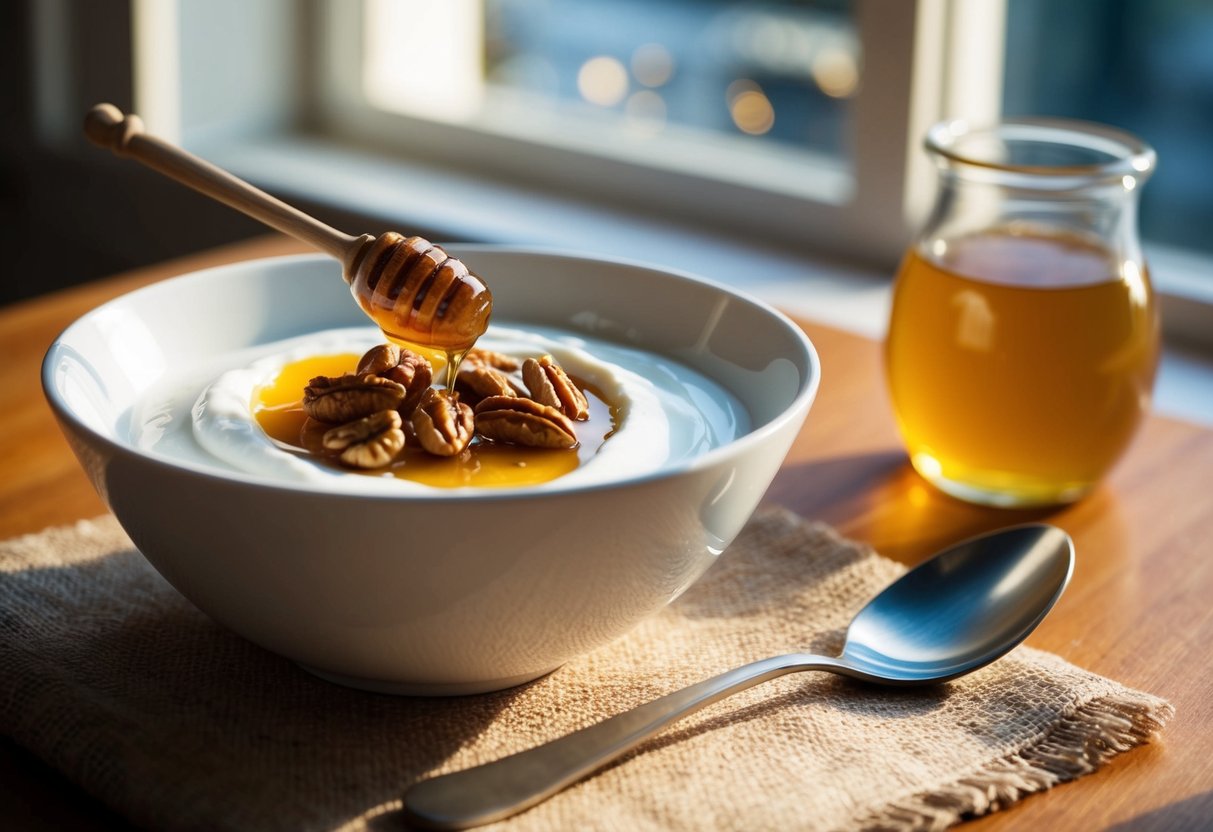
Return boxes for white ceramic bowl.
[43,248,819,694]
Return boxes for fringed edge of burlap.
[854,692,1175,832]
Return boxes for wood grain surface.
[2,236,1210,830]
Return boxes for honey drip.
[253,353,618,489]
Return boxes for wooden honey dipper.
[83,103,492,359]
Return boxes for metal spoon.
[404,523,1074,830]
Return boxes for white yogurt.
[131,325,750,493]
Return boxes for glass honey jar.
[885,119,1159,507]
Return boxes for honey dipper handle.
[84,103,369,267]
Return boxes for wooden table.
[3,236,1211,830]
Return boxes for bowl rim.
[42,247,821,502]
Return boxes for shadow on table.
[767,451,1068,564]
[1107,790,1213,831]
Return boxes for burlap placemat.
[1,508,1171,832]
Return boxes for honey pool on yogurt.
[252,352,618,488]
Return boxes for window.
[1003,0,1213,258]
[362,0,858,174]
[308,0,1213,272]
[311,0,998,263]
[115,0,1213,289]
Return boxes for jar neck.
[918,119,1154,266]
[922,163,1146,264]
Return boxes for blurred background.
[3,0,1211,376]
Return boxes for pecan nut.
[522,355,589,420]
[303,374,406,423]
[356,343,403,376]
[455,364,523,405]
[464,347,520,372]
[411,388,475,457]
[474,395,578,449]
[356,343,433,415]
[322,410,405,469]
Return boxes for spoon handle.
[403,653,842,830]
[83,103,360,263]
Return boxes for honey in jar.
[886,228,1158,505]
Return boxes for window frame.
[305,0,1006,265]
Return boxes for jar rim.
[925,118,1156,183]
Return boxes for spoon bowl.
[840,523,1074,684]
[404,523,1074,829]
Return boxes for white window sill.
[198,133,1213,427]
